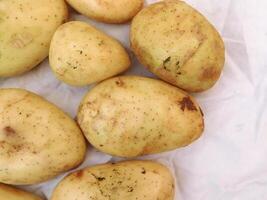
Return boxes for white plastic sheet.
[1,0,267,199]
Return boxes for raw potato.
[51,160,174,200]
[0,183,43,200]
[0,0,68,77]
[78,76,204,157]
[65,0,144,24]
[130,0,225,92]
[49,21,131,86]
[0,88,86,185]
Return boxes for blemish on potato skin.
[163,56,171,70]
[200,67,220,80]
[3,126,16,136]
[141,168,146,174]
[75,170,84,178]
[179,97,197,111]
[9,32,33,49]
[115,78,124,87]
[91,173,106,181]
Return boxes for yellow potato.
[0,0,68,77]
[49,21,131,86]
[0,183,42,200]
[0,88,86,185]
[130,0,225,92]
[51,160,174,200]
[65,0,144,23]
[78,76,204,157]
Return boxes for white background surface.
[1,0,267,199]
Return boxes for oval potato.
[0,183,42,200]
[0,88,86,185]
[51,160,174,200]
[49,21,131,86]
[78,76,204,157]
[0,0,68,77]
[65,0,144,24]
[130,0,225,92]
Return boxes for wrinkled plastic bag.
[1,0,267,199]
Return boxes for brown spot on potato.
[163,56,171,68]
[75,170,84,178]
[140,145,154,155]
[179,97,197,111]
[141,168,146,174]
[200,67,220,81]
[3,126,16,136]
[91,173,106,181]
[10,144,24,153]
[115,78,124,87]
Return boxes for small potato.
[78,76,204,157]
[0,88,86,185]
[0,183,42,200]
[65,0,144,24]
[0,0,68,77]
[49,21,131,86]
[51,160,174,200]
[131,0,225,92]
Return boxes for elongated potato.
[51,160,174,200]
[49,21,131,86]
[0,183,42,200]
[0,0,68,77]
[131,0,225,92]
[0,88,86,185]
[66,0,144,23]
[78,76,204,157]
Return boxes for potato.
[65,0,144,24]
[130,0,225,92]
[0,183,42,200]
[49,21,131,86]
[51,160,174,200]
[0,0,68,77]
[0,88,86,185]
[78,76,204,157]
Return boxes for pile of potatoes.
[0,0,225,199]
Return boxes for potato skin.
[0,184,42,200]
[130,0,225,92]
[0,88,86,185]
[66,0,144,24]
[51,160,174,200]
[0,0,68,77]
[49,21,131,86]
[78,76,204,157]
